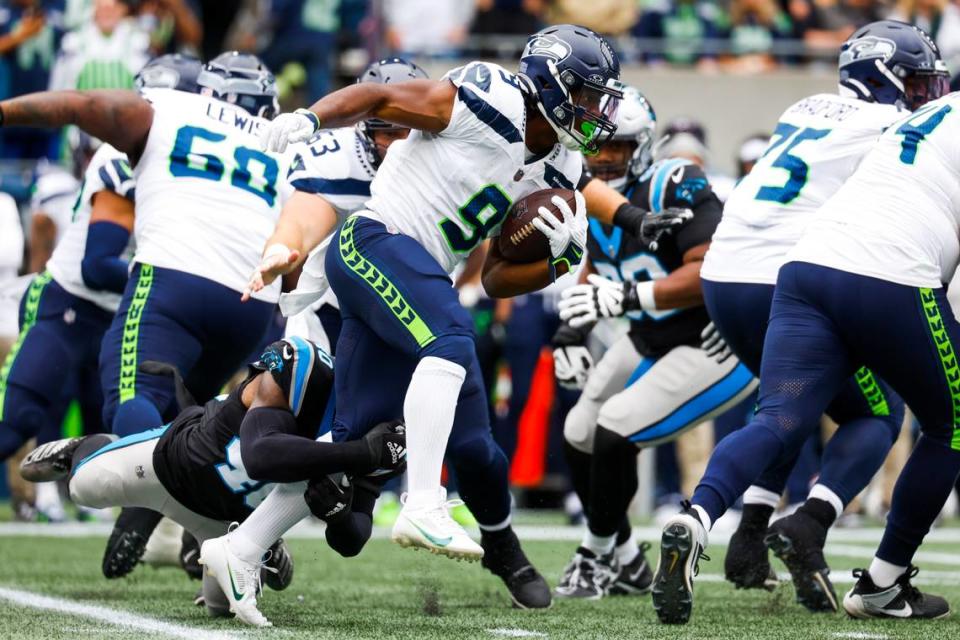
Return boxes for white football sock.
[616,528,639,565]
[583,531,616,557]
[227,482,310,564]
[869,557,908,589]
[743,485,781,509]
[808,483,844,519]
[403,356,466,508]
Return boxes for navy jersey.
[153,336,334,521]
[587,159,722,357]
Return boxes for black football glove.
[304,473,354,526]
[361,420,406,480]
[613,203,693,251]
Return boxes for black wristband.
[612,202,644,234]
[552,321,593,347]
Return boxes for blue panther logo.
[675,177,707,205]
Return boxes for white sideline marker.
[0,586,242,640]
[487,629,548,638]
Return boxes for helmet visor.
[570,79,623,155]
[904,72,950,111]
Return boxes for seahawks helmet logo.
[843,37,896,63]
[524,35,572,63]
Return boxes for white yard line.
[695,571,960,585]
[827,544,960,567]
[0,586,242,640]
[831,633,890,640]
[487,629,548,638]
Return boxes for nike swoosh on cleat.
[409,520,453,547]
[668,551,680,574]
[226,559,244,601]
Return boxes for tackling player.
[0,50,290,577]
[651,21,954,624]
[552,87,756,600]
[19,336,407,624]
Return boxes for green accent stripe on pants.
[0,271,53,419]
[919,288,960,450]
[119,264,155,404]
[338,217,436,348]
[854,367,890,417]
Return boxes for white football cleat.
[391,489,484,562]
[199,533,271,627]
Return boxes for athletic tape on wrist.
[636,281,657,311]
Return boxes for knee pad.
[564,398,600,454]
[420,334,475,371]
[70,463,124,509]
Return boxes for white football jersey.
[790,93,960,288]
[362,61,583,274]
[31,166,80,246]
[46,144,136,311]
[702,94,903,285]
[133,89,286,302]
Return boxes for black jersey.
[153,336,335,522]
[586,159,722,357]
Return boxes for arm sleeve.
[664,164,723,255]
[80,221,130,293]
[238,406,373,482]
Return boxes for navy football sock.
[111,397,163,438]
[877,435,960,566]
[450,437,512,528]
[818,416,898,506]
[692,422,785,525]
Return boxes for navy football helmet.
[839,20,949,111]
[356,57,429,165]
[135,54,202,93]
[197,52,280,120]
[518,24,623,155]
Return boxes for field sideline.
[1,521,960,639]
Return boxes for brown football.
[498,188,576,263]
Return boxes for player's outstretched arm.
[0,90,153,160]
[262,80,457,152]
[242,191,339,301]
[583,177,692,247]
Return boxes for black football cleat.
[555,547,618,600]
[610,542,654,596]
[262,538,294,591]
[20,436,106,482]
[765,511,837,612]
[844,567,950,619]
[726,523,779,591]
[180,531,203,581]
[651,510,709,625]
[481,528,552,609]
[102,507,163,579]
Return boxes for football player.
[244,57,429,354]
[19,336,407,624]
[246,24,628,615]
[0,55,200,467]
[651,21,954,624]
[0,50,291,577]
[551,87,756,600]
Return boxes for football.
[498,188,576,263]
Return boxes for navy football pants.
[99,263,275,437]
[702,277,903,506]
[0,274,111,460]
[697,263,960,565]
[326,216,511,527]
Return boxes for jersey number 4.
[755,124,830,205]
[169,125,279,207]
[896,104,953,165]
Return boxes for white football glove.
[553,345,593,390]
[260,109,319,153]
[242,244,300,301]
[559,273,626,328]
[701,321,733,363]
[531,192,587,270]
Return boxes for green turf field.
[1,525,960,640]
